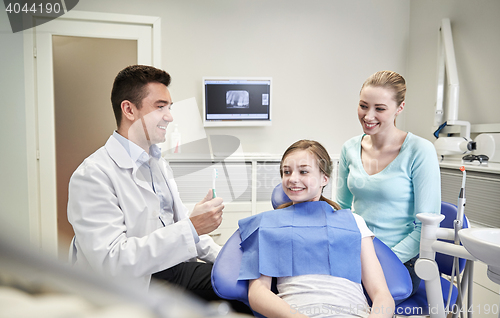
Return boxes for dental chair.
[395,201,470,317]
[211,185,413,317]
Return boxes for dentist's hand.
[190,190,224,236]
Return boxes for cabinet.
[168,156,337,245]
[440,163,500,228]
[468,261,500,318]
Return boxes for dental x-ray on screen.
[203,77,272,127]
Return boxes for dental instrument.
[456,166,466,235]
[446,166,467,317]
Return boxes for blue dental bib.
[237,201,361,284]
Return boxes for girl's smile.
[281,149,329,204]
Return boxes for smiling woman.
[336,70,442,302]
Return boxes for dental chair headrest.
[271,184,292,209]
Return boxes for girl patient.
[237,140,394,318]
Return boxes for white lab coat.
[67,135,221,291]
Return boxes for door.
[53,35,137,258]
[24,11,161,255]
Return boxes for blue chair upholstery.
[211,184,412,315]
[371,237,413,303]
[211,229,249,306]
[395,201,469,316]
[211,229,413,308]
[271,184,291,209]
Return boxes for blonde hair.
[278,140,341,211]
[361,70,406,106]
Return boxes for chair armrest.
[372,237,412,302]
[211,230,250,306]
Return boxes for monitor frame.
[202,77,273,127]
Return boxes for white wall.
[405,0,500,141]
[74,0,411,157]
[3,0,499,244]
[0,9,31,244]
[0,0,410,245]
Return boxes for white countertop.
[439,159,500,174]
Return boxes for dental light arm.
[435,18,461,129]
[434,19,475,158]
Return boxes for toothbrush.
[212,168,218,198]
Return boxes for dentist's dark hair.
[278,139,341,211]
[111,65,171,128]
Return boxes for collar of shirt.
[113,131,161,166]
[112,131,199,242]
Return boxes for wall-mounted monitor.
[202,77,272,127]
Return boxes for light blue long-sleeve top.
[336,132,441,263]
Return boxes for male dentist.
[68,65,223,298]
